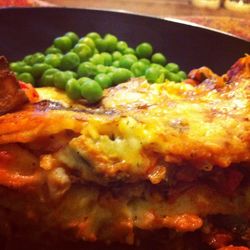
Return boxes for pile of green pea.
[10,31,187,103]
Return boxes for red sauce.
[0,150,12,165]
[206,231,233,249]
[19,81,39,103]
[219,246,250,250]
[216,169,243,195]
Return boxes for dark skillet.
[0,7,249,74]
[0,7,249,250]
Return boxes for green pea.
[73,43,93,62]
[167,72,182,82]
[54,71,75,89]
[78,37,96,50]
[107,66,117,73]
[54,36,72,53]
[119,54,137,69]
[131,61,148,77]
[112,51,122,61]
[40,68,59,76]
[150,63,165,71]
[90,52,112,66]
[34,53,45,63]
[140,58,150,65]
[111,68,132,85]
[95,73,112,89]
[45,46,62,55]
[86,32,101,41]
[66,78,82,100]
[160,68,168,78]
[77,62,97,78]
[151,53,167,66]
[44,53,62,68]
[23,55,33,65]
[17,72,35,85]
[60,52,80,70]
[101,52,113,66]
[21,65,33,73]
[10,61,26,73]
[165,62,180,73]
[145,66,165,83]
[177,71,187,80]
[107,71,114,80]
[39,73,54,86]
[112,60,120,67]
[136,42,153,58]
[80,79,103,103]
[123,48,135,55]
[116,41,128,52]
[31,63,52,78]
[126,54,137,61]
[78,77,92,86]
[24,53,45,65]
[96,64,109,74]
[39,68,59,86]
[95,38,107,53]
[66,70,78,78]
[90,54,105,65]
[65,31,79,46]
[104,34,118,52]
[151,64,167,80]
[164,69,171,79]
[93,49,99,54]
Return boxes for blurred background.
[0,0,249,41]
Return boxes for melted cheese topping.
[36,87,73,106]
[0,56,250,184]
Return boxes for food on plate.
[0,56,28,115]
[191,0,221,9]
[0,53,250,249]
[10,32,187,103]
[224,0,250,12]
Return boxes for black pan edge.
[0,7,249,73]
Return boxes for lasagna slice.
[0,55,249,250]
